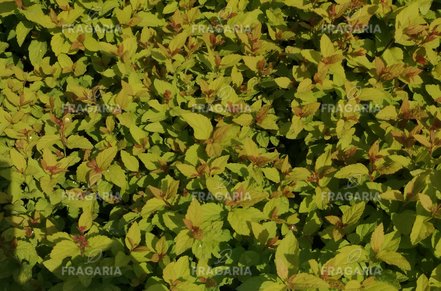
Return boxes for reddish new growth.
[307,171,320,184]
[163,90,172,104]
[183,219,203,240]
[87,159,102,173]
[73,234,88,254]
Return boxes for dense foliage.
[0,0,441,290]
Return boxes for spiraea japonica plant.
[0,0,441,290]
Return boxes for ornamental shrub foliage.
[0,0,441,290]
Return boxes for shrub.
[0,0,440,290]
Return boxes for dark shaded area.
[311,234,326,250]
[0,161,16,288]
[277,137,308,167]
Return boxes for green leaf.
[16,241,41,266]
[96,147,118,170]
[130,125,148,144]
[125,221,141,250]
[290,273,329,289]
[181,113,213,140]
[376,105,398,120]
[79,208,93,231]
[221,54,242,68]
[342,202,365,226]
[87,235,113,251]
[335,164,369,179]
[169,31,189,53]
[141,198,166,217]
[36,135,60,151]
[120,150,139,172]
[274,77,291,89]
[377,250,411,271]
[66,135,93,150]
[153,79,173,95]
[176,163,198,177]
[104,164,127,191]
[315,147,332,173]
[206,175,229,201]
[284,0,308,9]
[430,264,441,287]
[416,274,430,291]
[371,223,384,253]
[275,232,299,281]
[22,5,57,28]
[28,40,47,67]
[227,207,264,236]
[163,256,190,283]
[320,34,335,58]
[163,2,178,14]
[10,148,26,172]
[174,230,194,255]
[238,277,286,291]
[137,12,166,27]
[50,240,81,260]
[332,245,368,267]
[410,215,434,245]
[262,168,280,183]
[16,22,32,47]
[418,0,433,15]
[391,210,415,235]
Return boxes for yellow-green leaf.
[181,113,213,140]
